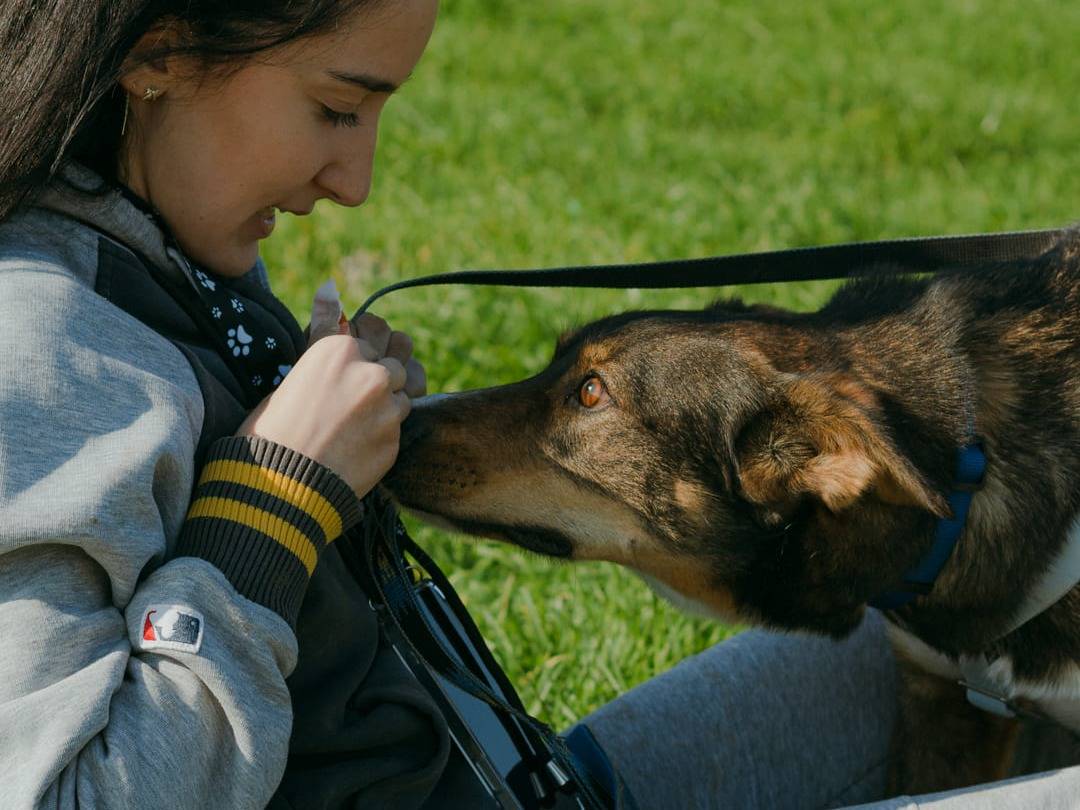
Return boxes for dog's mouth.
[455,518,574,558]
[499,525,574,558]
[399,506,574,558]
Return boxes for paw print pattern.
[273,365,293,386]
[170,252,297,396]
[227,325,254,357]
[194,269,217,291]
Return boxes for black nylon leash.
[355,227,1067,315]
[343,499,629,809]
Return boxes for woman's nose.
[316,135,377,208]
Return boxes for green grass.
[261,0,1080,728]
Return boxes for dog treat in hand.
[308,279,350,345]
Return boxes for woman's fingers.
[404,357,427,398]
[392,390,412,421]
[353,339,380,362]
[307,279,348,346]
[351,313,392,357]
[385,329,413,364]
[307,319,340,344]
[347,310,425,398]
[378,356,408,393]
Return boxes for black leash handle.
[355,227,1067,314]
[349,500,626,809]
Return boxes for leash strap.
[356,228,1066,314]
[344,498,634,810]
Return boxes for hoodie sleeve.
[0,264,360,809]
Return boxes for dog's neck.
[729,274,1080,674]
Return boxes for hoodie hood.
[30,161,270,292]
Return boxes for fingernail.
[314,278,339,303]
[310,279,344,340]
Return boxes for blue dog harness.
[870,441,987,611]
[870,440,1080,722]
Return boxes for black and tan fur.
[383,230,1080,794]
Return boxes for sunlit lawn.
[261,0,1080,728]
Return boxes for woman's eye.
[578,376,610,409]
[321,105,361,128]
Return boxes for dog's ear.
[734,374,948,518]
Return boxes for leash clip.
[960,679,1017,718]
[960,677,1045,722]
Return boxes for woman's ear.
[118,21,191,98]
[734,373,949,518]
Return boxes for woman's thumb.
[307,279,349,345]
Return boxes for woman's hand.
[306,283,426,398]
[349,312,427,399]
[238,309,426,499]
[237,335,409,498]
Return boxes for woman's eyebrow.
[325,69,409,94]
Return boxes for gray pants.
[581,610,1080,809]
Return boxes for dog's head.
[384,305,948,637]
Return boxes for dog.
[381,230,1080,794]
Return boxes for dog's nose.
[399,405,434,453]
[400,390,478,453]
[411,393,451,410]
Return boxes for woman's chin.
[187,240,260,279]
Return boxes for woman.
[4,1,1076,808]
[0,1,445,807]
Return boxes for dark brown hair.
[0,0,385,221]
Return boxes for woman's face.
[119,0,438,277]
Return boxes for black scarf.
[115,183,306,408]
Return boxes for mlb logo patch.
[139,605,205,654]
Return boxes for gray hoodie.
[0,164,448,809]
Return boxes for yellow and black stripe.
[176,436,362,625]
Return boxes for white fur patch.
[886,622,962,681]
[636,572,739,622]
[887,621,1080,731]
[885,515,1080,729]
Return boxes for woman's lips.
[253,205,314,239]
[255,207,276,238]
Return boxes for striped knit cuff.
[175,436,363,626]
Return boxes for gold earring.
[142,86,162,101]
[120,95,130,137]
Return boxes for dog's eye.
[578,376,609,409]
